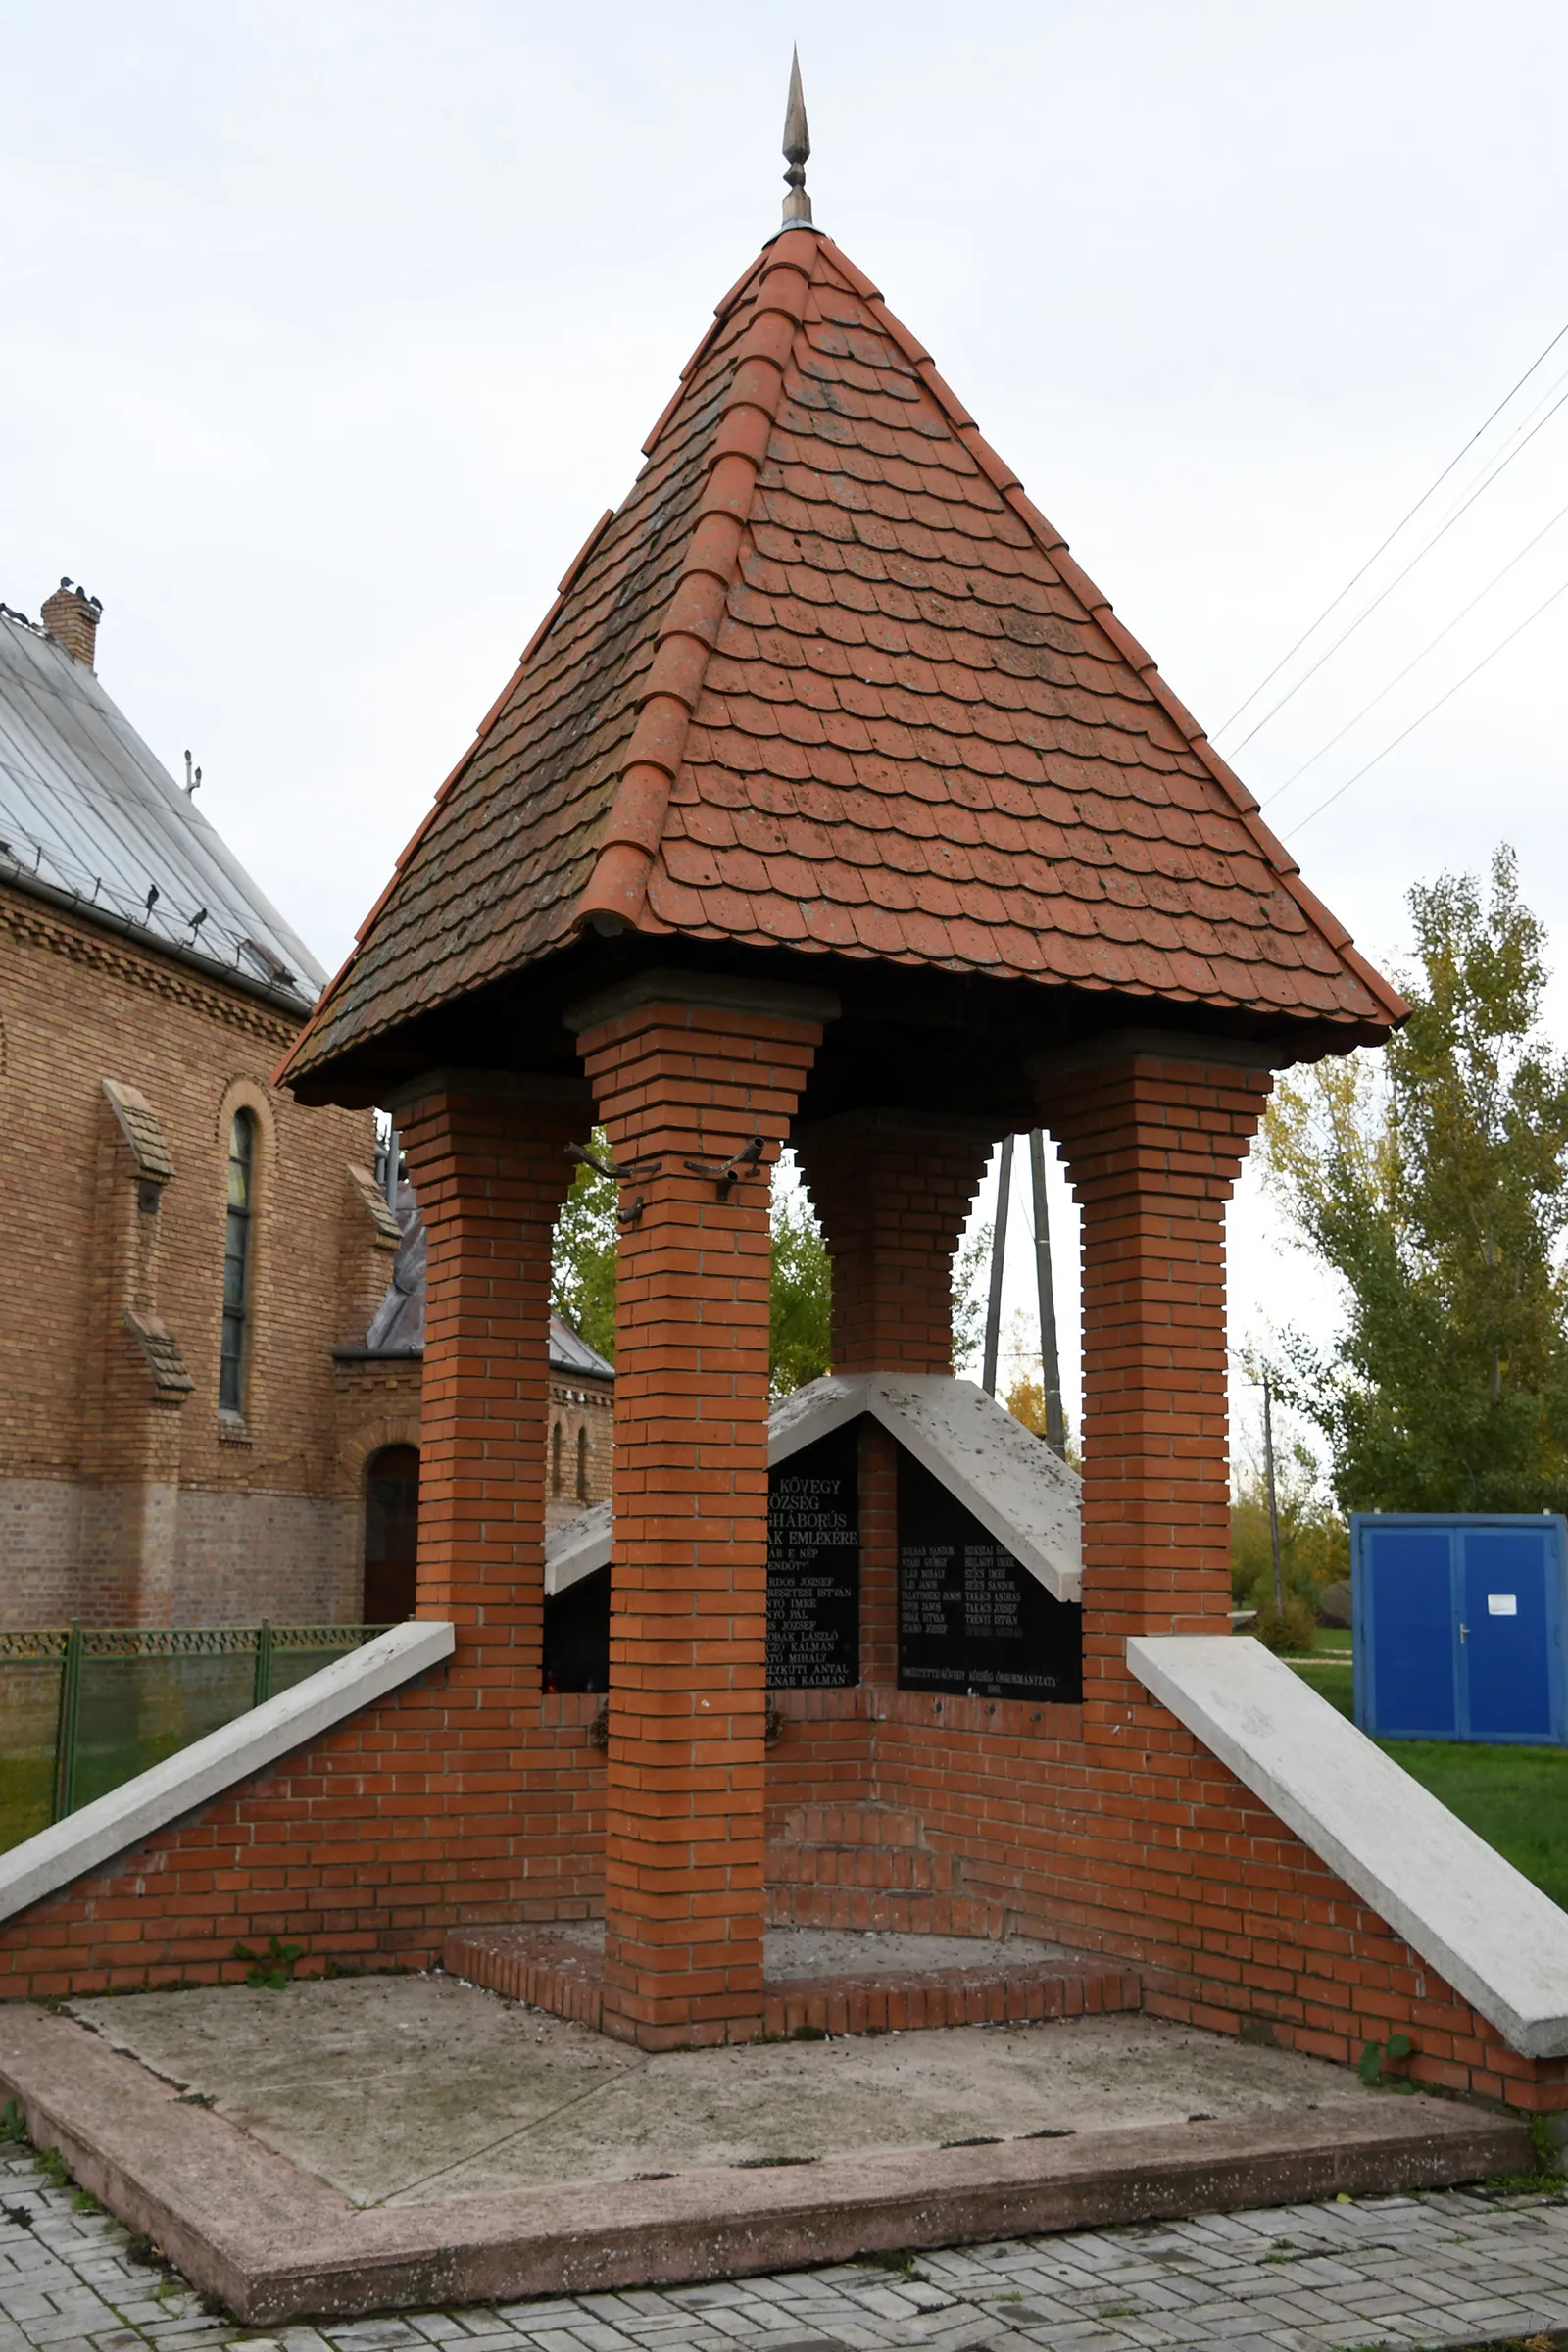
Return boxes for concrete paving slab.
[69,1977,1377,2202]
[0,1993,1532,2323]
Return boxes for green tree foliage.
[950,1221,992,1375]
[1230,1437,1348,1612]
[1263,848,1568,1513]
[770,1181,832,1397]
[551,1136,617,1363]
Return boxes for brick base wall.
[3,1657,1563,2113]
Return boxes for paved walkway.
[5,2139,1568,2352]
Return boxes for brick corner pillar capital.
[571,977,826,2051]
[1034,1036,1274,1736]
[793,1110,995,1376]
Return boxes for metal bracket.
[565,1141,662,1183]
[565,1141,662,1229]
[682,1135,765,1200]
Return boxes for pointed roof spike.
[782,46,812,225]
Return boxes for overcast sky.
[8,0,1568,1459]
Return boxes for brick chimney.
[40,579,102,667]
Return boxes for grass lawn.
[1286,1652,1568,1913]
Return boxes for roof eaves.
[2,864,311,1020]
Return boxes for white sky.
[8,0,1568,1473]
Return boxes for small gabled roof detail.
[284,224,1401,1087]
[546,1373,1081,1604]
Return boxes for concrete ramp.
[1131,1632,1568,2058]
[0,1621,455,1931]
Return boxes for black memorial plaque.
[897,1447,1081,1700]
[767,1425,860,1689]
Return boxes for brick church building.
[0,585,419,1628]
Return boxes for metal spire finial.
[781,46,812,226]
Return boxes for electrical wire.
[1262,490,1568,806]
[1228,375,1568,756]
[1286,568,1568,838]
[1214,316,1568,741]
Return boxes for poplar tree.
[1264,847,1568,1513]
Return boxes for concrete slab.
[0,1994,1528,2323]
[70,1974,1380,2203]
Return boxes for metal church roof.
[0,612,324,1012]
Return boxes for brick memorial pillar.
[574,978,829,2048]
[393,1074,585,1901]
[1036,1042,1272,1736]
[795,1113,994,1685]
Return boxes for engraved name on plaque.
[767,1424,860,1689]
[896,1446,1081,1701]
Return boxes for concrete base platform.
[0,1979,1532,2323]
[445,1921,1143,2036]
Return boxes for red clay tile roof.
[284,225,1403,1085]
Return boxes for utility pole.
[1028,1130,1066,1455]
[1262,1371,1285,1616]
[981,1135,1012,1396]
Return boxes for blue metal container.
[1351,1513,1568,1744]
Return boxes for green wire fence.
[0,1623,391,1850]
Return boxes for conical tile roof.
[284,224,1402,1088]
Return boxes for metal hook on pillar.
[683,1134,765,1200]
[564,1140,662,1226]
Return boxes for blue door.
[1360,1522,1458,1739]
[1463,1525,1556,1740]
[1352,1515,1568,1744]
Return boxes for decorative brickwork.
[574,986,825,2048]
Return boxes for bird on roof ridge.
[782,46,811,227]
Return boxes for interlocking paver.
[5,2143,1568,2352]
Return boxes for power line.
[1214,316,1568,741]
[1262,490,1568,807]
[1286,568,1568,838]
[1228,374,1568,756]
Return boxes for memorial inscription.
[767,1425,860,1689]
[897,1447,1081,1700]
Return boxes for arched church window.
[220,1109,256,1414]
[576,1423,590,1503]
[552,1419,563,1496]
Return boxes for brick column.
[1036,1043,1272,1735]
[395,1071,585,1726]
[573,977,829,2049]
[794,1113,994,1375]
